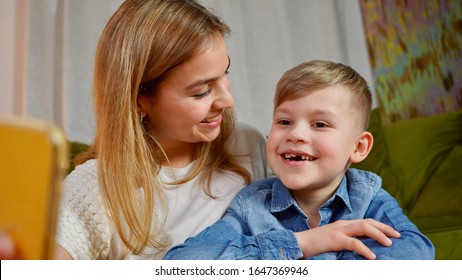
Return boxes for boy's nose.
[287,123,310,143]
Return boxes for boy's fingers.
[344,219,399,247]
[374,221,401,238]
[346,238,376,260]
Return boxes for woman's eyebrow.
[183,56,231,91]
[184,77,219,91]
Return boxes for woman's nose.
[214,78,234,108]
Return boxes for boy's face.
[266,85,363,197]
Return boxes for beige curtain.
[0,0,374,143]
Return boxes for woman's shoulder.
[58,159,112,259]
[230,122,269,180]
[64,159,98,187]
[230,122,266,155]
[236,122,266,143]
[62,159,100,207]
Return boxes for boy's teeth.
[284,153,314,161]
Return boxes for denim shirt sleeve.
[164,195,303,260]
[338,188,435,260]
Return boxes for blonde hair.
[274,60,372,130]
[76,0,250,256]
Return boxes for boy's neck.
[291,176,343,228]
[293,194,330,228]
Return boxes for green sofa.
[352,108,462,260]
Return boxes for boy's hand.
[294,219,401,260]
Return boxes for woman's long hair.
[76,0,250,256]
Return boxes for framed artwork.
[360,0,462,123]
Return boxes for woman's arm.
[55,244,73,259]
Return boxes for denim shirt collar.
[269,174,353,214]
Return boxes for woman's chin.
[193,127,221,142]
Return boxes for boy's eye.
[277,119,291,125]
[313,122,327,128]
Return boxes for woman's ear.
[137,94,149,117]
[349,131,374,163]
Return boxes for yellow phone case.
[0,115,68,259]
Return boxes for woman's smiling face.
[138,36,233,165]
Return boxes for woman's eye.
[193,89,211,99]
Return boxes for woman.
[54,0,268,259]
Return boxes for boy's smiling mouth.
[283,153,317,161]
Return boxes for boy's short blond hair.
[274,60,373,130]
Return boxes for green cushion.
[382,110,462,210]
[412,215,462,232]
[409,146,462,218]
[68,141,90,173]
[424,230,462,260]
[413,215,462,260]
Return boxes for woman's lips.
[200,115,222,128]
[201,115,221,123]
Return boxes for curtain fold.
[11,0,372,143]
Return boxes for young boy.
[164,60,435,260]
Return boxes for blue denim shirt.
[164,168,435,260]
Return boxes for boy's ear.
[349,131,374,163]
